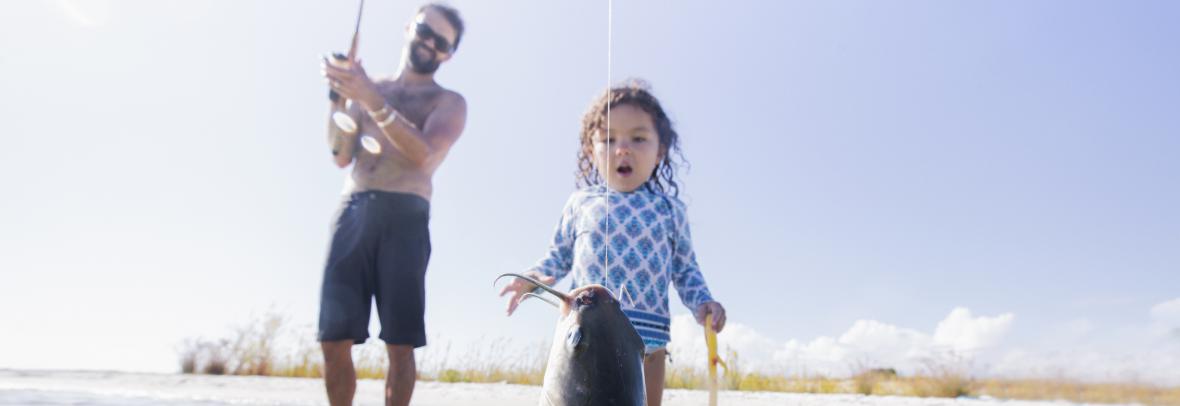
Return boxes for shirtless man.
[317,4,466,406]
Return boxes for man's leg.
[643,349,667,406]
[322,340,356,406]
[385,344,416,406]
[372,194,429,406]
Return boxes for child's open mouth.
[616,164,633,176]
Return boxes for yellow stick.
[705,313,727,406]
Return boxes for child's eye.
[632,136,646,143]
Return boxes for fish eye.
[576,290,597,306]
[565,325,583,351]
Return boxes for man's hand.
[694,301,727,333]
[498,271,557,316]
[321,57,385,112]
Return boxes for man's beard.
[408,42,441,74]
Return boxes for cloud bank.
[668,300,1180,386]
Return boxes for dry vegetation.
[179,313,1180,405]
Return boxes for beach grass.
[178,313,1180,405]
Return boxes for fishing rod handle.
[327,52,350,102]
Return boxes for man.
[318,4,466,406]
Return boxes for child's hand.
[694,301,727,333]
[498,271,557,316]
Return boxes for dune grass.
[977,378,1180,405]
[178,313,1180,405]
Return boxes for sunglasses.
[414,22,454,54]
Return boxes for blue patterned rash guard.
[529,184,715,351]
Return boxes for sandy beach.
[0,369,1135,406]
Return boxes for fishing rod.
[328,0,381,154]
[328,0,363,131]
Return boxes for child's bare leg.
[643,349,667,406]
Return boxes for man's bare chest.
[380,85,443,129]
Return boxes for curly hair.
[577,80,687,197]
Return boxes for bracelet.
[377,108,398,128]
[367,103,392,119]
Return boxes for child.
[501,80,726,406]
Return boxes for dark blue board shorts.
[318,190,431,347]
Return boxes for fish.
[497,273,646,406]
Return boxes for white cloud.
[841,319,930,355]
[1151,297,1180,325]
[664,300,1180,385]
[989,345,1180,386]
[667,307,1014,377]
[1150,297,1180,344]
[932,307,1014,352]
[667,314,780,373]
[985,299,1180,386]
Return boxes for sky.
[1,0,1178,385]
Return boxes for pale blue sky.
[1,1,1177,378]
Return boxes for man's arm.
[327,103,361,168]
[370,92,467,170]
[321,58,466,168]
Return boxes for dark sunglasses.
[414,22,454,54]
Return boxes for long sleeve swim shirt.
[529,185,715,349]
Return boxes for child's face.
[591,104,663,193]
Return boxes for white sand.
[0,369,1127,406]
